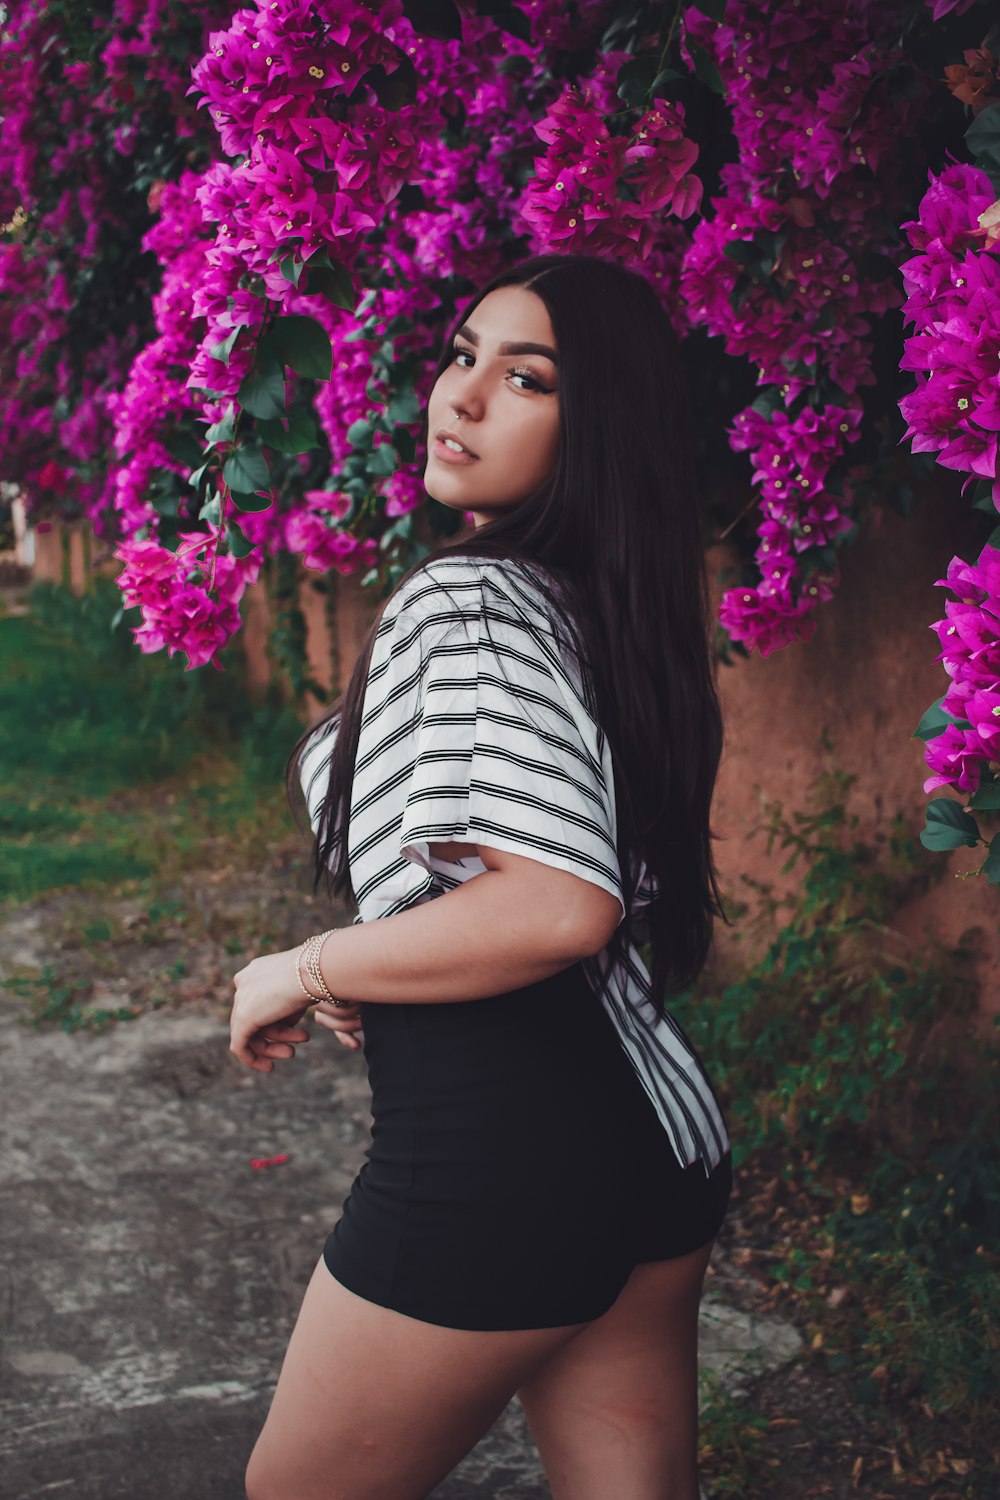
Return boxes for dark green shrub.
[665,762,1000,1436]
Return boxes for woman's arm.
[229,846,623,1068]
[316,843,623,1004]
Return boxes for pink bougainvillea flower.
[922,720,986,795]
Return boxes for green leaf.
[393,427,417,464]
[692,0,727,19]
[223,443,270,495]
[269,314,333,381]
[368,443,398,477]
[198,493,221,526]
[208,326,241,366]
[238,354,286,420]
[474,0,531,41]
[257,407,319,455]
[687,36,724,94]
[919,798,980,851]
[723,240,762,269]
[279,253,303,287]
[304,261,356,311]
[203,407,236,445]
[982,833,1000,885]
[387,389,422,425]
[228,490,274,513]
[268,239,298,265]
[383,314,415,340]
[914,697,971,742]
[401,0,463,39]
[225,519,257,559]
[972,478,998,514]
[969,779,1000,812]
[165,431,204,468]
[617,56,657,109]
[650,67,683,95]
[347,417,376,448]
[966,102,1000,173]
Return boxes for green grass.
[0,580,309,902]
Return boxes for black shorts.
[323,960,733,1331]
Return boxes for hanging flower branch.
[901,31,1000,877]
[2,0,996,692]
[678,0,930,656]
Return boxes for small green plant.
[697,1370,774,1498]
[6,963,137,1033]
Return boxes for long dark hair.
[286,251,731,1017]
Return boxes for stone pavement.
[1,1000,802,1500]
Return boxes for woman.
[229,251,734,1500]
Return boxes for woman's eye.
[451,347,545,392]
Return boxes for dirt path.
[0,877,804,1500]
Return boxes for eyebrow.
[454,323,558,366]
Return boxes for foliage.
[4,963,139,1033]
[666,757,1000,1441]
[0,578,303,899]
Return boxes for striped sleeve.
[394,565,626,922]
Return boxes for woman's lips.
[432,437,479,465]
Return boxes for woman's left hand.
[230,949,311,1072]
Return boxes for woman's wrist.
[298,930,352,1008]
[294,942,321,1002]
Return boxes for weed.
[665,759,1000,1450]
[6,964,137,1033]
[697,1370,774,1497]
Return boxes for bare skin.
[236,843,718,1500]
[424,283,560,529]
[229,842,623,1069]
[245,1240,716,1500]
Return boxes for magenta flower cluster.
[520,82,703,264]
[114,530,262,670]
[924,546,1000,794]
[0,0,186,529]
[899,164,1000,499]
[897,162,1000,796]
[679,0,928,656]
[1,0,990,682]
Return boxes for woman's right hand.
[313,999,365,1050]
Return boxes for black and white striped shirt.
[300,554,731,1178]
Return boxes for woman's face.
[424,285,560,529]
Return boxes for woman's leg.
[514,1237,717,1500]
[245,1255,589,1500]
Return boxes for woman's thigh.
[245,1255,589,1500]
[514,1238,717,1500]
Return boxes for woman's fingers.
[266,1022,311,1043]
[246,1022,311,1069]
[312,1004,364,1049]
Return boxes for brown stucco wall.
[708,475,1000,1029]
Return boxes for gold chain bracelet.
[297,929,351,1008]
